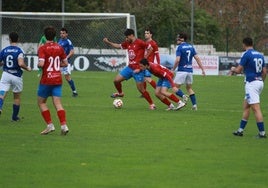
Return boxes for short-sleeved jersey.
[38,42,67,85]
[145,40,160,64]
[148,62,175,87]
[175,42,197,72]
[0,45,24,77]
[239,49,265,82]
[58,38,74,63]
[121,38,147,70]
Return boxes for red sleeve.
[147,40,160,64]
[121,41,128,50]
[165,73,176,87]
[155,52,160,64]
[38,46,45,59]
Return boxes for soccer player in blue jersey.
[231,37,266,138]
[58,28,78,97]
[172,32,205,111]
[0,32,31,121]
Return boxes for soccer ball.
[113,98,123,108]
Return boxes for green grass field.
[1,71,268,188]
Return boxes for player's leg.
[52,85,69,135]
[154,85,173,110]
[113,74,125,94]
[233,81,266,137]
[140,71,156,98]
[62,65,78,97]
[160,80,179,103]
[134,72,155,110]
[136,81,155,109]
[249,81,265,137]
[186,73,197,110]
[160,82,185,110]
[11,76,23,121]
[111,67,131,98]
[233,100,250,136]
[0,90,6,115]
[38,84,55,135]
[0,72,11,115]
[251,103,265,137]
[144,70,156,89]
[173,71,188,102]
[11,92,21,121]
[186,84,197,110]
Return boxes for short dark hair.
[177,32,188,41]
[61,27,68,33]
[124,28,135,36]
[9,32,19,43]
[140,58,149,66]
[145,28,154,35]
[44,26,56,41]
[243,37,253,46]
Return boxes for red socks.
[168,94,179,103]
[149,80,156,89]
[114,82,122,93]
[142,90,153,104]
[41,110,52,124]
[161,98,171,106]
[41,109,66,125]
[57,110,66,125]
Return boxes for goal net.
[0,12,137,71]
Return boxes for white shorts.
[0,71,23,93]
[245,80,263,104]
[173,71,193,85]
[61,64,72,75]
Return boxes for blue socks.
[190,94,197,106]
[239,119,247,130]
[0,98,3,110]
[175,91,197,106]
[176,89,185,98]
[257,122,265,132]
[12,104,20,120]
[68,80,76,92]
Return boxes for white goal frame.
[0,12,137,71]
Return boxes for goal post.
[0,12,137,71]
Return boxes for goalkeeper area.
[0,12,138,72]
[0,12,136,55]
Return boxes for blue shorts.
[120,66,144,83]
[157,78,171,88]
[37,84,62,98]
[144,69,152,77]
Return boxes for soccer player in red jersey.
[139,58,186,110]
[143,28,160,91]
[37,26,69,135]
[103,28,156,110]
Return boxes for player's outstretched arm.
[103,38,121,49]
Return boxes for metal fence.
[0,12,137,55]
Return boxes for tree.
[196,0,268,54]
[4,0,267,54]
